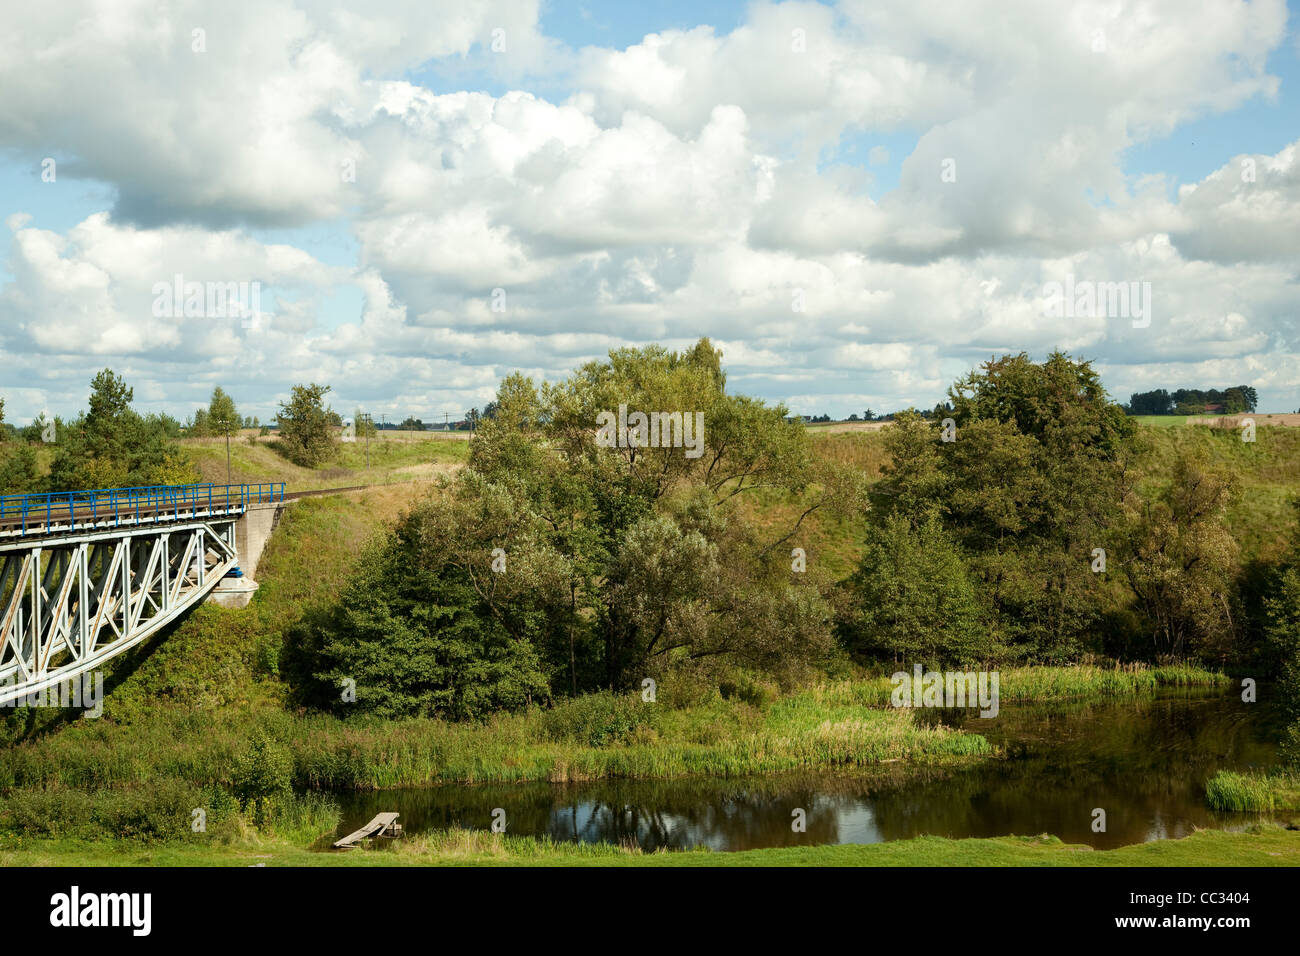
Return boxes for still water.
[331,689,1295,851]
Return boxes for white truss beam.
[0,519,239,705]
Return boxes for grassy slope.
[5,826,1298,867]
[184,429,469,491]
[1134,423,1300,561]
[780,421,1300,574]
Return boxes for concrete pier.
[208,500,284,608]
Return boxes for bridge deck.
[0,483,285,540]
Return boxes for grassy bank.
[0,664,1229,842]
[4,825,1297,868]
[1206,771,1300,812]
[185,428,469,491]
[0,663,1227,795]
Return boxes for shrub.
[541,692,656,747]
[231,732,293,826]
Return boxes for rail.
[0,482,285,538]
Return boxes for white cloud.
[0,0,1297,424]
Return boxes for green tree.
[188,407,211,436]
[208,386,240,483]
[48,369,198,491]
[839,514,990,666]
[1122,453,1240,661]
[352,408,377,438]
[292,339,854,706]
[851,353,1137,662]
[0,444,41,494]
[275,383,338,467]
[287,489,553,719]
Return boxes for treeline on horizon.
[0,375,400,493]
[1124,385,1259,416]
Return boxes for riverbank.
[1,664,1225,796]
[1206,771,1300,811]
[4,824,1296,867]
[0,664,1232,846]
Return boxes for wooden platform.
[332,812,402,849]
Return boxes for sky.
[1,0,1298,426]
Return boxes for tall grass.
[1205,771,1300,812]
[0,664,1223,796]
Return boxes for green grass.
[1128,415,1198,427]
[1206,771,1300,811]
[4,825,1298,867]
[184,429,469,492]
[1135,423,1300,560]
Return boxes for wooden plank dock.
[332,812,402,849]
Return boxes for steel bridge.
[0,482,284,706]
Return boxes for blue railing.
[0,482,285,537]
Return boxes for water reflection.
[333,690,1296,851]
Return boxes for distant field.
[805,421,889,432]
[1131,413,1300,428]
[807,414,1299,431]
[1129,415,1196,427]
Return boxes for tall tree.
[290,339,861,710]
[48,369,197,491]
[276,383,338,467]
[208,386,240,484]
[854,353,1138,663]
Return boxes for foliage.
[230,732,294,827]
[850,353,1137,663]
[46,369,199,491]
[287,524,552,720]
[352,407,377,438]
[838,514,990,666]
[0,444,42,494]
[1121,453,1241,661]
[293,339,856,704]
[207,386,240,437]
[276,383,339,467]
[540,691,656,746]
[1127,386,1258,415]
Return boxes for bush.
[0,781,240,843]
[285,532,550,721]
[718,670,779,708]
[1279,722,1300,771]
[231,732,293,826]
[541,692,656,747]
[839,514,990,666]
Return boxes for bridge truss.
[0,483,283,707]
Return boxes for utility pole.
[362,412,371,470]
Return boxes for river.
[328,688,1295,851]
